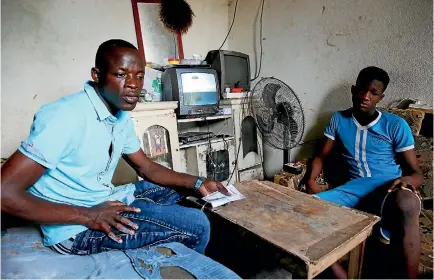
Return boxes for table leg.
[348,240,366,279]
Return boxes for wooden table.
[202,180,380,279]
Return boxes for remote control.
[283,162,303,174]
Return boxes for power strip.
[222,91,250,99]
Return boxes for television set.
[161,67,220,117]
[205,50,251,94]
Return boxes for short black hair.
[95,39,137,72]
[356,66,390,92]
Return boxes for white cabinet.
[112,102,182,186]
[220,98,264,180]
[179,137,237,186]
[177,115,237,185]
[131,101,182,172]
[112,99,263,186]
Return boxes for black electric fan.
[248,77,305,165]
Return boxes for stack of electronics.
[161,50,251,118]
[161,49,253,184]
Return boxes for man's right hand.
[306,180,324,195]
[305,138,335,195]
[84,201,141,243]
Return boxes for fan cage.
[248,77,305,150]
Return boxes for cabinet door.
[142,125,173,169]
[132,113,182,172]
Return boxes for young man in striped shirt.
[306,66,423,279]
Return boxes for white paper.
[202,184,246,208]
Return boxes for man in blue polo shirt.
[306,67,423,278]
[1,39,230,255]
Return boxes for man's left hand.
[388,176,421,198]
[198,178,231,197]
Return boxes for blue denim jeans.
[2,226,240,279]
[125,242,240,279]
[70,181,210,255]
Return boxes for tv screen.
[224,54,249,89]
[181,73,218,106]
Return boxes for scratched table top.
[210,180,380,278]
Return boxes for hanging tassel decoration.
[159,0,195,34]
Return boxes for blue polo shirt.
[324,109,414,180]
[19,81,141,246]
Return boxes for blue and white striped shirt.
[324,109,414,180]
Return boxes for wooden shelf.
[177,115,232,123]
[179,136,235,149]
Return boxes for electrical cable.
[218,0,239,51]
[204,117,216,180]
[222,133,228,151]
[251,0,265,81]
[256,132,268,179]
[205,118,231,183]
[210,119,229,141]
[226,135,241,186]
[211,130,229,155]
[225,92,249,186]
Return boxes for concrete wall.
[227,0,433,176]
[3,0,431,178]
[183,0,229,59]
[1,0,137,157]
[1,0,229,157]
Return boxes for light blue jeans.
[125,242,240,279]
[2,227,240,279]
[71,181,210,255]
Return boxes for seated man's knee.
[185,209,210,253]
[195,209,211,237]
[394,190,420,219]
